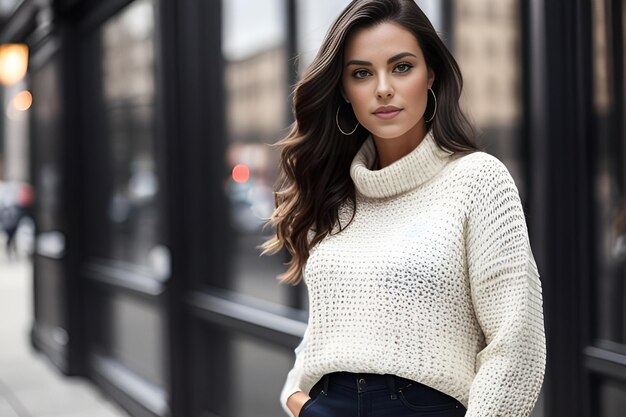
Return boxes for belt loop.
[385,375,398,400]
[322,374,330,396]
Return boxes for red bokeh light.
[232,164,250,183]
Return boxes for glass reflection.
[596,377,626,417]
[31,57,61,233]
[453,0,525,193]
[592,0,626,346]
[228,331,296,417]
[93,291,165,387]
[0,0,23,17]
[221,0,288,304]
[88,0,163,271]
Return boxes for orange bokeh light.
[13,90,32,111]
[232,164,250,183]
[0,44,28,86]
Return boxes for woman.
[260,1,546,416]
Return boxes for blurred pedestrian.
[0,181,33,261]
[260,1,546,417]
[0,203,20,260]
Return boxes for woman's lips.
[374,109,402,120]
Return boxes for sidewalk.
[0,239,131,417]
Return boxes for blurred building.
[0,0,623,417]
[453,0,524,185]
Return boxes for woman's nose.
[376,76,394,98]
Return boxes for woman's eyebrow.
[345,52,417,67]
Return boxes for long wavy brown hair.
[260,0,480,285]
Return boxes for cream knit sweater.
[280,130,546,417]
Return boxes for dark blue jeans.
[299,372,467,417]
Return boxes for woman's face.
[341,22,434,142]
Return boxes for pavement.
[0,235,131,417]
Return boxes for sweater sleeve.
[280,324,310,417]
[464,156,547,417]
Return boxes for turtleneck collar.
[350,130,454,199]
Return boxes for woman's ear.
[339,85,349,103]
[427,68,435,89]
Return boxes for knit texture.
[280,130,546,417]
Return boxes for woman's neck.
[371,122,427,169]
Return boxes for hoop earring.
[425,88,437,123]
[336,102,359,135]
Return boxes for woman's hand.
[287,391,312,417]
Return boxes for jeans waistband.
[321,372,417,397]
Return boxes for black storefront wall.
[78,3,170,414]
[163,0,306,415]
[24,0,171,416]
[584,0,626,415]
[524,0,591,415]
[524,0,626,416]
[19,0,87,380]
[46,0,230,416]
[160,0,232,415]
[29,40,76,375]
[21,0,258,416]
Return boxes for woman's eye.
[353,70,370,79]
[394,63,413,73]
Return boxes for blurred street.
[0,234,130,417]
